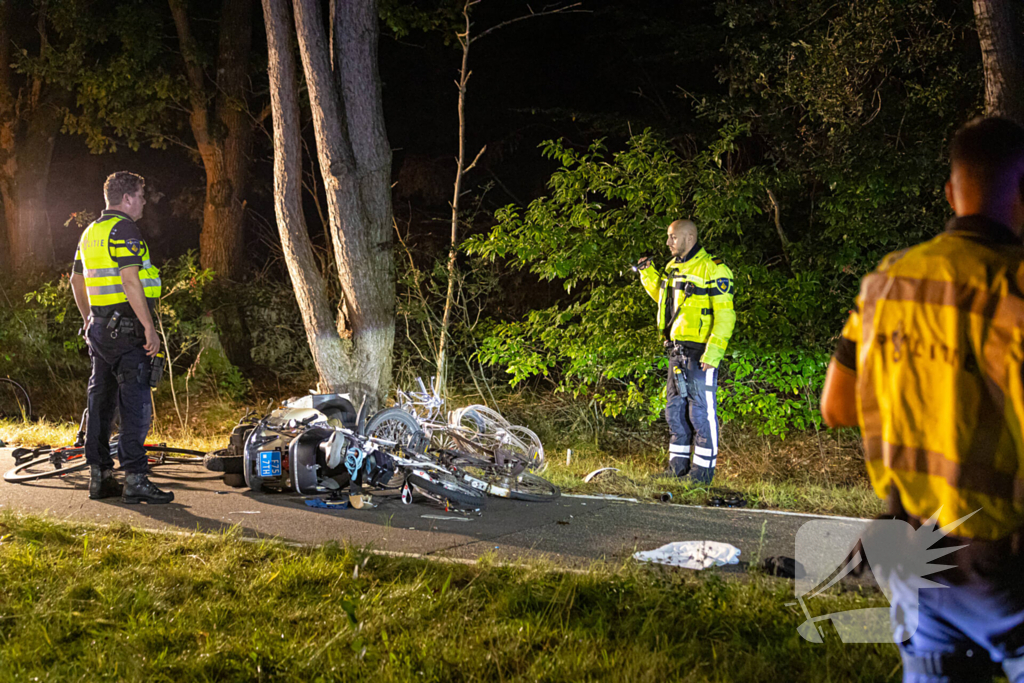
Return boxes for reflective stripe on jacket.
[841,216,1024,540]
[640,247,735,367]
[77,216,161,308]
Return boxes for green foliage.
[379,0,464,43]
[13,0,186,152]
[465,0,981,436]
[467,128,791,428]
[155,251,216,364]
[721,349,830,435]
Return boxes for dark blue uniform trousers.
[890,569,1024,682]
[85,323,152,474]
[665,350,719,482]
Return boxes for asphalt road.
[0,451,868,572]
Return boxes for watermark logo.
[792,509,977,643]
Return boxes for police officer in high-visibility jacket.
[69,171,173,504]
[821,118,1024,682]
[638,220,736,483]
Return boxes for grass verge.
[0,512,899,682]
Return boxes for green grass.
[537,437,884,519]
[0,512,900,682]
[541,449,884,518]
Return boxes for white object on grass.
[566,449,571,466]
[633,541,741,570]
[583,467,620,483]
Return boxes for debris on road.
[565,493,639,503]
[306,498,349,510]
[421,515,471,522]
[583,467,620,483]
[758,555,805,579]
[633,541,741,570]
[708,493,747,508]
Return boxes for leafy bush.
[464,0,979,437]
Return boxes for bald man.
[638,220,736,483]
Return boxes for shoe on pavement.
[123,472,174,504]
[89,465,123,500]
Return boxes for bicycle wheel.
[363,408,426,450]
[506,425,546,472]
[4,448,88,482]
[451,405,511,436]
[405,469,487,509]
[507,471,560,502]
[145,445,206,465]
[443,450,559,502]
[435,427,489,456]
[437,450,511,498]
[0,378,32,421]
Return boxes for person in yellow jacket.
[821,117,1024,682]
[70,171,173,504]
[638,219,736,482]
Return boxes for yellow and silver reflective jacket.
[74,210,161,314]
[839,215,1024,540]
[640,246,736,367]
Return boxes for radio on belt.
[149,352,165,388]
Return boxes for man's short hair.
[949,117,1024,191]
[103,171,145,205]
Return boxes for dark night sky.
[45,1,722,270]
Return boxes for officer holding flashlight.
[70,171,173,504]
[637,220,736,483]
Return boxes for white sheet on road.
[633,541,741,570]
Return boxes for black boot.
[89,465,123,500]
[123,472,174,504]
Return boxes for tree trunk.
[197,147,250,281]
[0,0,63,276]
[0,122,59,273]
[434,2,473,398]
[0,0,11,274]
[169,0,254,282]
[263,0,351,389]
[292,0,395,407]
[973,0,1024,122]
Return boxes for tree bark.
[292,0,395,407]
[973,0,1024,122]
[263,0,351,389]
[0,0,11,274]
[169,0,255,281]
[0,0,62,275]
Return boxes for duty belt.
[665,341,689,358]
[90,315,143,338]
[665,340,707,360]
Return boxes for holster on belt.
[90,314,142,338]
